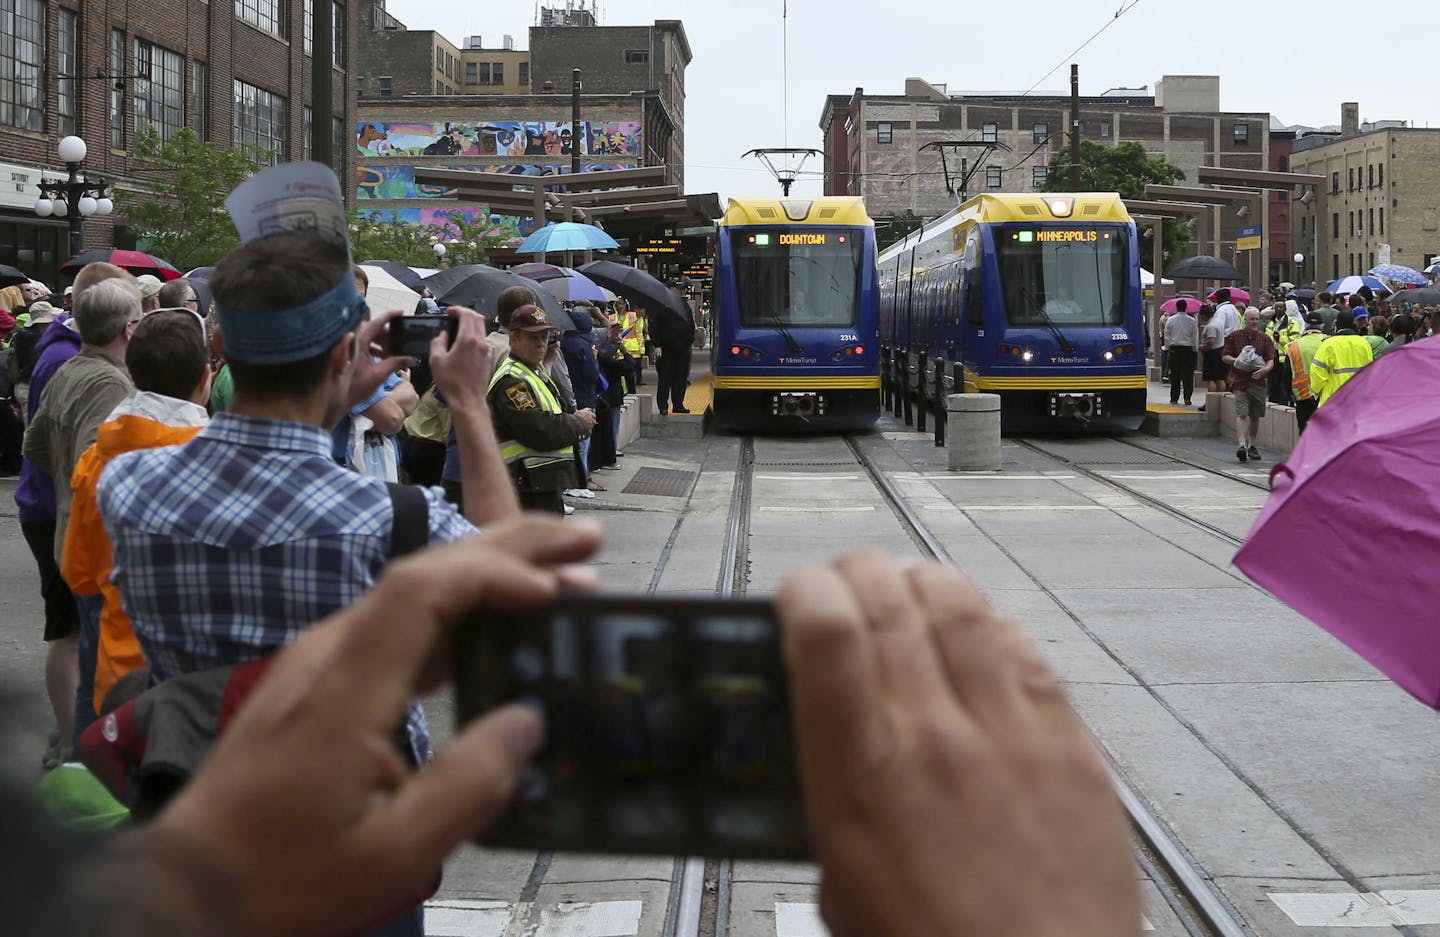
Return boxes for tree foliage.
[348,210,509,269]
[1042,140,1192,270]
[117,127,262,271]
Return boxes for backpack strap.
[385,482,430,559]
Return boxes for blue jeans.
[578,437,591,476]
[73,592,104,746]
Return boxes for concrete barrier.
[946,393,1001,471]
[617,395,642,450]
[1213,391,1299,456]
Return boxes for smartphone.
[387,313,458,359]
[454,593,809,859]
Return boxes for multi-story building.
[1269,120,1296,285]
[1288,103,1440,284]
[819,76,1270,266]
[0,0,357,283]
[353,3,689,236]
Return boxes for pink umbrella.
[1160,297,1203,314]
[1234,334,1440,707]
[1207,287,1250,304]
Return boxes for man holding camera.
[487,305,595,515]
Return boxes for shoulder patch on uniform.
[506,384,536,410]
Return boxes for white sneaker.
[563,504,575,515]
[564,488,595,499]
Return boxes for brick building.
[1288,102,1440,284]
[353,6,689,237]
[0,0,357,284]
[1269,120,1296,285]
[819,76,1270,266]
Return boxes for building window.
[493,61,503,84]
[1332,213,1339,238]
[134,39,185,142]
[302,105,311,160]
[1369,208,1374,233]
[465,62,477,84]
[1100,122,1110,139]
[237,0,286,38]
[1331,171,1340,195]
[1332,255,1339,279]
[1032,122,1048,144]
[57,8,78,137]
[981,122,998,143]
[435,46,443,69]
[1301,215,1308,239]
[1369,251,1375,268]
[1380,207,1384,234]
[332,115,343,172]
[378,76,392,97]
[1032,165,1047,187]
[110,29,126,147]
[1278,155,1288,171]
[0,0,45,131]
[876,121,892,144]
[519,61,529,86]
[1348,168,1354,191]
[1356,212,1363,236]
[1349,211,1355,236]
[986,165,1002,188]
[1277,191,1288,203]
[1378,163,1384,187]
[1368,165,1375,188]
[1233,123,1249,144]
[624,49,648,64]
[233,79,286,165]
[190,60,208,139]
[477,62,491,84]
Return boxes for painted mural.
[359,206,534,239]
[356,164,632,201]
[356,120,643,159]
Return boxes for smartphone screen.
[454,594,809,859]
[388,314,457,359]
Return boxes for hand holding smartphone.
[454,594,809,859]
[387,313,459,360]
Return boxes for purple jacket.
[15,318,83,524]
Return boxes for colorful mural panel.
[356,119,643,159]
[360,206,534,239]
[356,163,634,200]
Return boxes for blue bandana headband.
[216,271,367,365]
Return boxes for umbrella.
[1425,263,1440,276]
[1369,263,1427,286]
[363,266,422,317]
[0,264,31,288]
[360,260,423,292]
[1139,268,1173,287]
[517,222,620,254]
[1164,255,1244,280]
[577,260,694,338]
[1159,297,1203,314]
[541,271,609,303]
[1234,336,1440,707]
[1327,274,1387,295]
[1387,287,1440,306]
[1206,287,1251,305]
[422,265,571,329]
[1278,281,1296,291]
[509,262,571,282]
[61,249,182,280]
[1286,288,1317,302]
[185,266,216,281]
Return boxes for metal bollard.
[946,393,1001,472]
[915,352,928,433]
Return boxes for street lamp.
[1293,252,1305,285]
[432,241,447,268]
[33,135,112,257]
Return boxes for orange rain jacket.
[62,392,207,713]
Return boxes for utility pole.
[571,69,582,179]
[313,0,334,170]
[1069,64,1081,190]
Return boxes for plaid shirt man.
[98,412,474,760]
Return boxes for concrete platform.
[1142,400,1219,437]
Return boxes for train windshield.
[993,227,1128,327]
[731,228,863,328]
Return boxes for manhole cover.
[622,467,697,498]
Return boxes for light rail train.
[877,192,1147,432]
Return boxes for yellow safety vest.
[1286,332,1325,402]
[487,357,575,472]
[1310,334,1374,405]
[618,310,647,357]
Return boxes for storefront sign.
[0,160,47,212]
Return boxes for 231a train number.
[839,333,859,342]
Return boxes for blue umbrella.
[1327,274,1388,295]
[540,269,609,303]
[185,266,216,280]
[1425,262,1440,276]
[517,222,620,254]
[1368,263,1428,286]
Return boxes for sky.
[385,0,1439,203]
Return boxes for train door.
[958,228,986,386]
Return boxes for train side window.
[965,277,983,326]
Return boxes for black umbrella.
[1388,287,1440,306]
[360,260,424,292]
[0,264,30,288]
[1285,288,1317,302]
[577,260,694,337]
[1165,256,1245,281]
[422,265,572,330]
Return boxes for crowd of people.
[1159,284,1432,461]
[1,226,1144,937]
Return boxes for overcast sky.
[386,0,1437,202]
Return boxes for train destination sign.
[1012,229,1108,244]
[750,231,850,247]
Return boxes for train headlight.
[1047,198,1074,218]
[1021,350,1034,362]
[1103,350,1114,361]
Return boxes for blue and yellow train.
[877,192,1147,432]
[710,197,881,430]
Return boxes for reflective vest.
[487,358,575,473]
[1310,334,1374,405]
[618,310,647,357]
[1269,316,1300,350]
[1286,332,1326,402]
